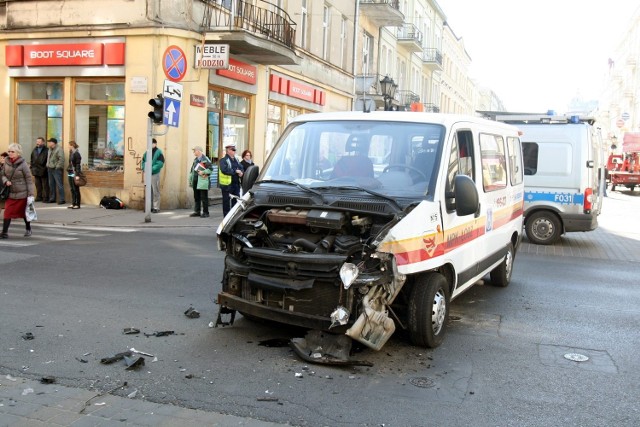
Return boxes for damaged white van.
[216,111,525,352]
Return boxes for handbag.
[74,172,87,187]
[0,167,17,200]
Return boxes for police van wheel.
[408,272,450,348]
[490,242,514,287]
[525,211,561,245]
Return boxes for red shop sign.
[6,42,125,67]
[216,58,257,85]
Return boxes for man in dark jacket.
[45,137,65,204]
[30,137,49,202]
[218,144,243,216]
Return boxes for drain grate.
[409,376,436,388]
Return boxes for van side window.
[445,130,475,211]
[480,133,507,192]
[522,142,538,175]
[507,136,524,186]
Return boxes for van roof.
[291,111,520,131]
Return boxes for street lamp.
[379,75,397,111]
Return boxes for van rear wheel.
[408,272,450,348]
[525,211,561,245]
[490,242,514,287]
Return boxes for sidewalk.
[0,374,281,426]
[31,202,225,229]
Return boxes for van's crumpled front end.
[216,193,407,351]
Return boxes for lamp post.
[379,75,397,111]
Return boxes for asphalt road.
[1,192,639,426]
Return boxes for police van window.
[522,142,538,175]
[507,136,524,186]
[480,133,507,192]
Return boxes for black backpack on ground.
[100,196,125,209]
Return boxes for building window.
[208,88,250,159]
[300,0,308,50]
[340,16,347,69]
[363,32,373,75]
[16,80,64,151]
[322,5,330,61]
[74,80,126,172]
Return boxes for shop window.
[208,89,250,159]
[266,103,283,158]
[16,80,64,152]
[74,81,125,172]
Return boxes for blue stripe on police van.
[524,191,584,205]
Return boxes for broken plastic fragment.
[40,376,55,384]
[123,328,140,335]
[144,331,174,337]
[129,348,154,357]
[21,388,34,396]
[124,355,145,370]
[339,263,359,289]
[294,372,303,378]
[290,330,373,367]
[100,351,132,365]
[329,306,350,328]
[184,307,200,318]
[21,332,34,340]
[127,390,138,398]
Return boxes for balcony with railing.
[359,0,404,28]
[423,103,440,113]
[200,0,299,65]
[396,89,420,110]
[397,24,423,53]
[421,48,443,71]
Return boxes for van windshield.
[260,120,445,199]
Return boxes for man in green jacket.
[45,138,65,204]
[141,138,165,213]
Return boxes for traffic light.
[148,94,164,124]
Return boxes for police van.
[480,112,605,245]
[216,112,525,351]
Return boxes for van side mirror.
[454,174,479,216]
[242,165,260,194]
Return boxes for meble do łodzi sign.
[194,44,229,69]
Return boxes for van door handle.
[586,160,594,168]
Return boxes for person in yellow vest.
[218,144,243,216]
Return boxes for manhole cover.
[564,353,589,362]
[409,377,436,388]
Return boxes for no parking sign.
[163,45,187,82]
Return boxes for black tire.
[408,272,450,348]
[525,211,562,245]
[489,242,515,287]
[630,185,636,192]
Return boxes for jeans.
[48,168,65,202]
[34,173,49,201]
[150,173,161,210]
[67,175,81,207]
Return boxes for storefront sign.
[190,94,206,107]
[6,42,125,67]
[216,58,257,85]
[195,44,229,69]
[269,74,325,106]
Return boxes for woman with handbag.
[1,143,35,239]
[67,140,82,209]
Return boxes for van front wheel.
[490,242,514,287]
[525,211,561,245]
[408,273,450,348]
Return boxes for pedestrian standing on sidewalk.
[189,146,212,218]
[1,143,35,239]
[46,137,65,205]
[30,137,49,202]
[219,144,243,217]
[141,138,165,213]
[66,141,82,209]
[0,151,8,215]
